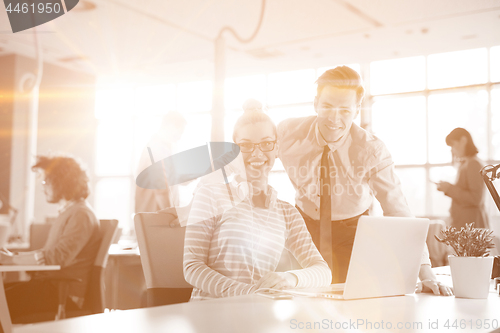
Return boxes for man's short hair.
[316,66,365,104]
[32,154,90,202]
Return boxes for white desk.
[0,265,60,333]
[12,285,500,333]
[106,244,145,310]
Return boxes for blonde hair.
[232,99,277,142]
[316,66,365,104]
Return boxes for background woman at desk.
[0,154,101,322]
[183,100,332,300]
[436,128,489,229]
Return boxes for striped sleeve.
[283,204,332,288]
[183,186,257,298]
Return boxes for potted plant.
[436,222,495,298]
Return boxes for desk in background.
[0,265,60,333]
[105,244,146,310]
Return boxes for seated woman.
[183,100,332,300]
[0,154,101,322]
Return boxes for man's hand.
[0,248,13,255]
[416,279,453,296]
[418,264,453,296]
[0,250,14,264]
[436,181,452,193]
[255,272,298,290]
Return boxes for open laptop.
[283,216,430,300]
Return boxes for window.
[134,84,176,116]
[267,69,316,105]
[178,113,212,151]
[370,56,426,95]
[95,119,134,176]
[177,81,212,113]
[491,46,500,82]
[394,168,426,216]
[368,47,498,218]
[95,87,134,119]
[428,90,488,164]
[224,75,266,111]
[94,82,212,234]
[429,166,456,216]
[94,48,500,233]
[94,178,131,231]
[427,48,488,89]
[492,88,500,160]
[372,96,426,165]
[267,105,315,128]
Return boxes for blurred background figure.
[135,111,187,213]
[436,128,490,229]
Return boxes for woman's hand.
[436,181,451,193]
[255,272,298,290]
[416,279,453,296]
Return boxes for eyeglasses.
[237,141,276,153]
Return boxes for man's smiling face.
[315,86,360,143]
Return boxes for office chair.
[55,219,119,319]
[13,219,118,323]
[134,212,193,307]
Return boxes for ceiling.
[1,0,500,85]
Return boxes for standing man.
[135,111,187,213]
[277,66,451,295]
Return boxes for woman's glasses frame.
[237,141,277,153]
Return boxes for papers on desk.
[257,284,346,300]
[256,289,294,299]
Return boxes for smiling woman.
[182,99,332,301]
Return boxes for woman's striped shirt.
[183,183,332,300]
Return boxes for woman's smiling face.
[234,121,277,182]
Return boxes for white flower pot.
[449,256,494,299]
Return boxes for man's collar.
[58,199,82,213]
[314,119,352,152]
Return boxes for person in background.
[0,154,101,322]
[278,66,452,296]
[135,111,187,213]
[436,128,489,229]
[183,100,331,300]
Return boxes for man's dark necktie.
[319,145,333,269]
